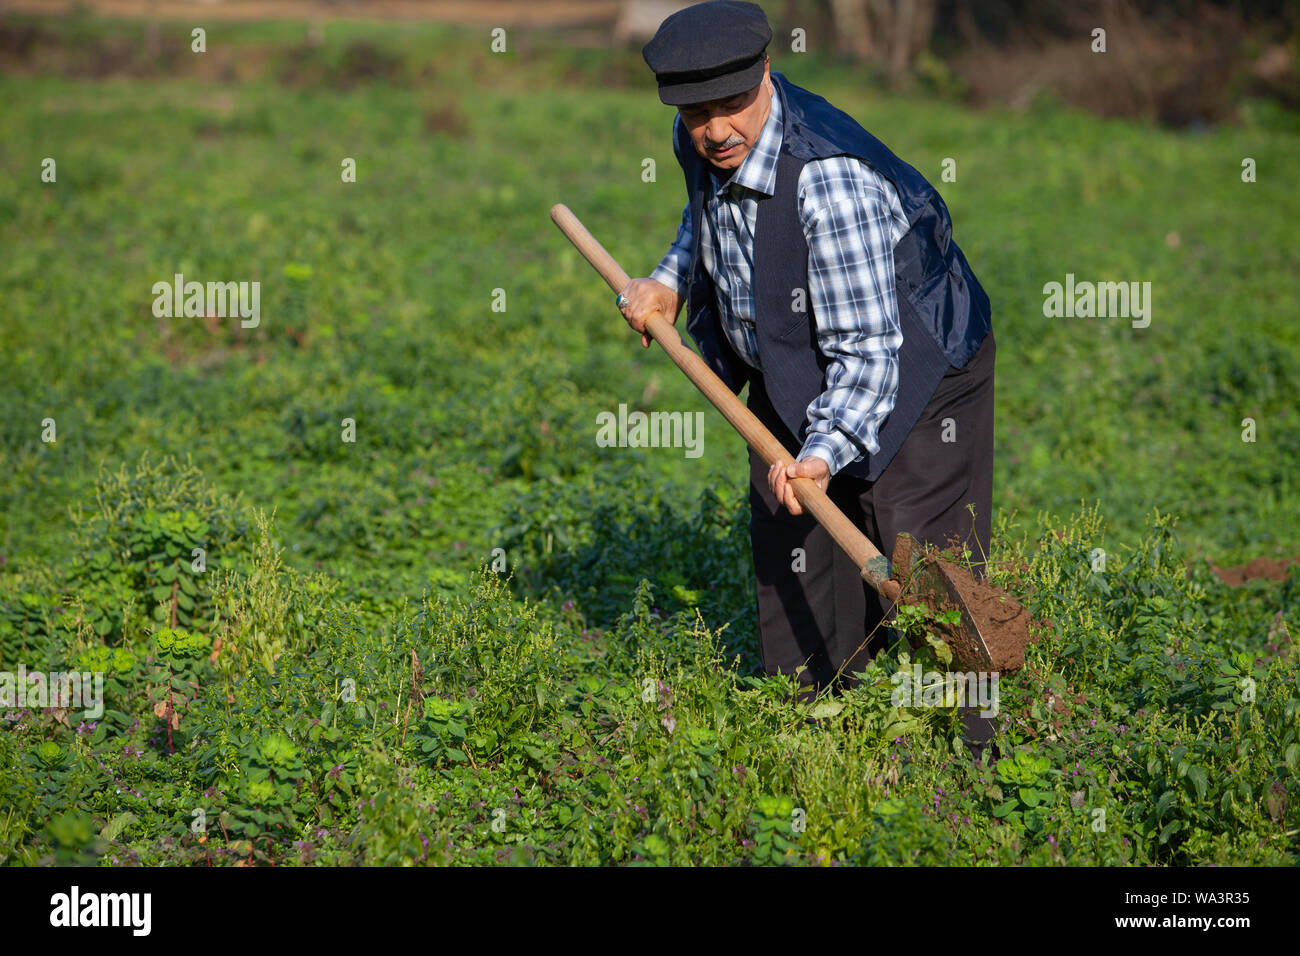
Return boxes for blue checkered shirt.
[651,87,907,477]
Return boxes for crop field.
[1,13,1299,866]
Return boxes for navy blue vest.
[676,72,991,481]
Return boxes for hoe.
[551,204,1031,673]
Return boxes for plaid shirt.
[651,87,907,477]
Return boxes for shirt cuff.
[649,259,688,298]
[799,428,867,477]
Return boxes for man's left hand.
[768,457,830,516]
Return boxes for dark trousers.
[746,330,996,703]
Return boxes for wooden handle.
[550,203,900,602]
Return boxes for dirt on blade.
[935,555,1034,672]
[894,538,1034,673]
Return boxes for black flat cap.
[642,0,772,106]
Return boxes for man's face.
[678,60,773,172]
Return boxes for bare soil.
[1209,556,1300,586]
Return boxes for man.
[618,1,995,739]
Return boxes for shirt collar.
[708,84,782,200]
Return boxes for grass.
[0,14,1297,866]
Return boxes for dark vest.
[676,71,991,481]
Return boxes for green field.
[1,16,1298,865]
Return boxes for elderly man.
[618,1,995,733]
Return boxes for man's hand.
[617,278,684,348]
[768,456,831,515]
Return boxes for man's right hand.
[617,278,684,348]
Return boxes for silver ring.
[616,293,628,308]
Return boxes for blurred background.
[4,0,1298,125]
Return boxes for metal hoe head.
[891,533,1028,672]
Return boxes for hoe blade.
[891,532,1031,673]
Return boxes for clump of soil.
[1209,556,1300,587]
[891,534,1033,674]
[933,556,1033,673]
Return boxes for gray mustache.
[708,135,744,150]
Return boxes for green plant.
[748,795,803,865]
[147,626,212,755]
[991,749,1060,832]
[221,732,312,863]
[45,809,104,866]
[414,696,470,767]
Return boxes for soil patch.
[1209,556,1300,586]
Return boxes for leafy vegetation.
[0,15,1296,865]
